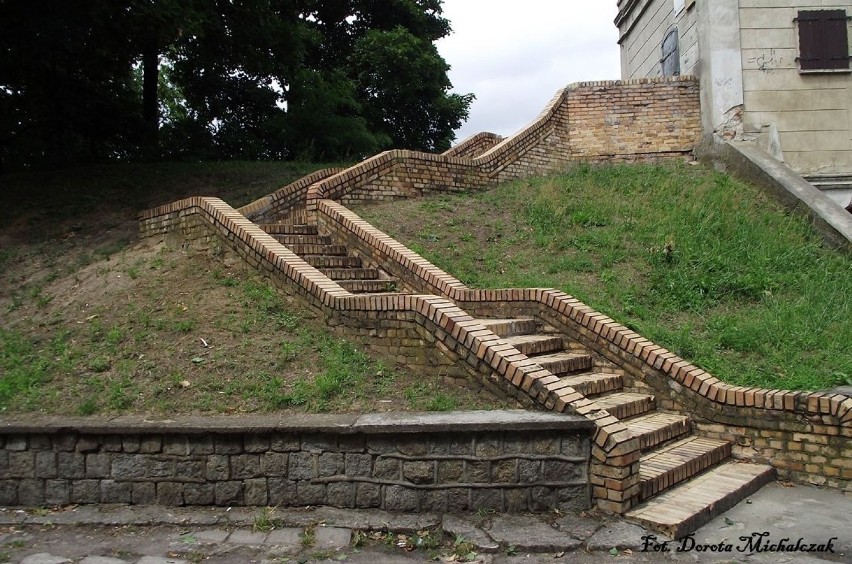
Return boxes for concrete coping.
[0,410,594,436]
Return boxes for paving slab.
[314,526,352,550]
[265,527,303,547]
[78,557,129,564]
[484,515,581,552]
[19,555,72,564]
[192,529,230,543]
[585,520,652,551]
[226,529,269,545]
[442,515,500,553]
[551,513,604,541]
[136,557,188,564]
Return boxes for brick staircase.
[471,316,775,539]
[253,211,776,539]
[259,211,401,295]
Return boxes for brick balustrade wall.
[237,167,345,224]
[441,132,505,159]
[292,78,700,217]
[0,411,594,511]
[315,199,852,496]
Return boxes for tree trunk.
[142,45,159,158]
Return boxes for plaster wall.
[739,0,852,174]
[616,0,698,78]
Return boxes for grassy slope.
[355,162,852,391]
[0,162,509,415]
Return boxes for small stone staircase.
[253,212,775,539]
[258,213,400,294]
[475,316,775,539]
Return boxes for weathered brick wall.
[290,78,701,214]
[442,132,505,159]
[567,78,701,161]
[238,167,345,224]
[0,412,593,512]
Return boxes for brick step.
[272,234,332,246]
[321,268,381,280]
[626,462,776,539]
[556,372,623,397]
[639,436,732,500]
[338,279,400,293]
[258,224,318,236]
[624,412,691,452]
[531,352,593,376]
[289,244,349,256]
[592,392,656,420]
[476,318,539,338]
[502,334,564,356]
[303,255,363,268]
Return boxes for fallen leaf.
[191,357,204,364]
[179,380,191,388]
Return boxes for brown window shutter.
[798,9,850,71]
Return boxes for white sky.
[436,1,622,142]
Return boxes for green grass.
[356,162,852,391]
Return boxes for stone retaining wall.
[0,411,594,512]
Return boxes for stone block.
[470,488,502,512]
[4,436,26,451]
[288,452,314,480]
[268,478,297,506]
[85,453,110,478]
[296,482,326,505]
[491,460,516,483]
[542,461,581,482]
[8,451,35,478]
[337,434,364,452]
[29,435,52,450]
[505,488,529,512]
[53,434,78,452]
[403,461,435,485]
[206,455,230,481]
[101,436,123,452]
[157,482,184,505]
[111,454,147,479]
[529,487,556,511]
[383,485,418,512]
[437,460,464,484]
[162,436,190,456]
[214,436,242,455]
[344,454,372,477]
[557,486,591,511]
[318,453,344,477]
[215,481,243,505]
[18,479,45,506]
[231,455,261,479]
[243,435,269,453]
[176,459,205,481]
[101,480,131,503]
[421,490,448,513]
[45,480,70,505]
[122,436,141,453]
[302,433,335,452]
[465,461,489,483]
[372,457,400,480]
[183,483,215,505]
[530,436,560,455]
[396,438,427,456]
[76,436,100,453]
[475,437,501,457]
[35,452,58,478]
[270,434,300,452]
[449,438,473,455]
[132,482,157,505]
[244,478,268,505]
[355,482,381,508]
[326,482,355,507]
[561,436,587,457]
[0,480,17,504]
[71,480,101,504]
[188,436,214,455]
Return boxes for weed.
[172,319,196,333]
[77,398,98,415]
[451,535,477,562]
[88,356,111,373]
[426,393,457,412]
[254,506,283,532]
[301,524,316,547]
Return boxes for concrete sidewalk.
[0,481,849,563]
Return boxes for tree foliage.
[0,0,472,170]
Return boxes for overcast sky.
[436,2,622,142]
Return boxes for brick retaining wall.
[0,411,594,512]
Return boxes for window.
[796,9,850,71]
[661,28,680,77]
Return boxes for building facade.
[615,0,852,177]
